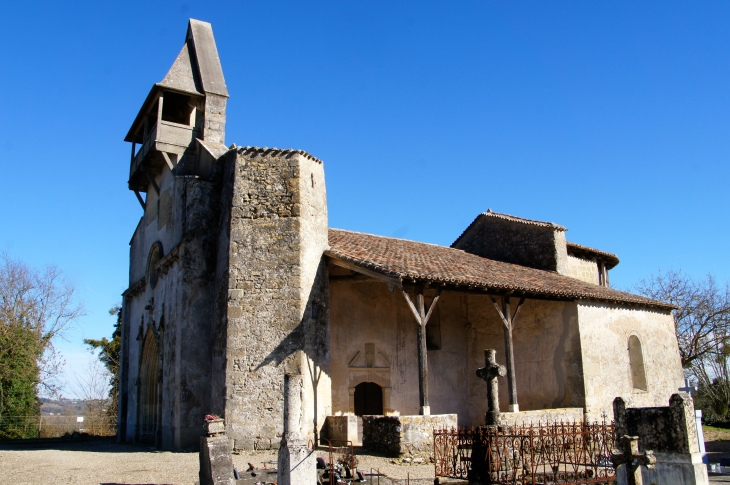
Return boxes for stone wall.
[362,414,457,458]
[565,254,599,285]
[203,94,227,145]
[122,166,220,450]
[329,282,586,427]
[323,415,359,446]
[464,297,585,425]
[453,215,568,273]
[220,148,330,450]
[577,302,683,421]
[500,407,584,426]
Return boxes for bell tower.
[124,19,229,199]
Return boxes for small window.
[628,335,647,391]
[161,92,194,125]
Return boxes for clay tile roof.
[236,146,323,164]
[327,229,674,311]
[567,242,620,269]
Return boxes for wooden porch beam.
[488,294,526,412]
[399,285,443,416]
[328,258,403,289]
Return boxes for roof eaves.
[236,146,324,164]
[567,242,620,269]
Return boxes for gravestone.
[476,349,506,425]
[199,418,234,485]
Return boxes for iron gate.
[434,420,617,484]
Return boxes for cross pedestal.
[611,435,656,485]
[476,349,506,426]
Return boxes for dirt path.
[0,438,436,485]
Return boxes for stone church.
[119,19,684,451]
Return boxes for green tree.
[0,253,83,438]
[84,305,121,421]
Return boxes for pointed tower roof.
[185,19,228,97]
[125,19,228,142]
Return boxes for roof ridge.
[481,209,567,231]
[236,146,323,164]
[451,209,566,248]
[329,228,463,252]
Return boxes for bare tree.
[636,270,730,419]
[0,252,84,419]
[74,359,114,435]
[635,269,730,369]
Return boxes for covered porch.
[320,228,670,454]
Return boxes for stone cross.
[679,377,697,395]
[476,349,506,425]
[611,435,656,485]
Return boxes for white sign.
[76,416,84,423]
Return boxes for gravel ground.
[0,438,442,485]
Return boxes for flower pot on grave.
[204,418,225,436]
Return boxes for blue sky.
[1,1,729,397]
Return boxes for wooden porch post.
[490,295,525,412]
[401,285,442,416]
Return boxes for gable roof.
[327,228,673,311]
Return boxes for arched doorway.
[138,328,161,444]
[354,382,383,416]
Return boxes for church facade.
[118,19,684,451]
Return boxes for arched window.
[354,382,383,416]
[147,242,162,289]
[138,328,161,443]
[628,335,647,391]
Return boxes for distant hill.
[40,398,91,416]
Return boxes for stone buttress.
[210,147,331,450]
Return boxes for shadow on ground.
[0,437,178,453]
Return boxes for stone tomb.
[362,414,457,458]
[613,393,708,485]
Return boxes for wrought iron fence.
[364,469,436,485]
[0,415,116,439]
[434,420,616,485]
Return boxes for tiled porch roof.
[326,229,674,311]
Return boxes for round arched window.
[147,242,163,289]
